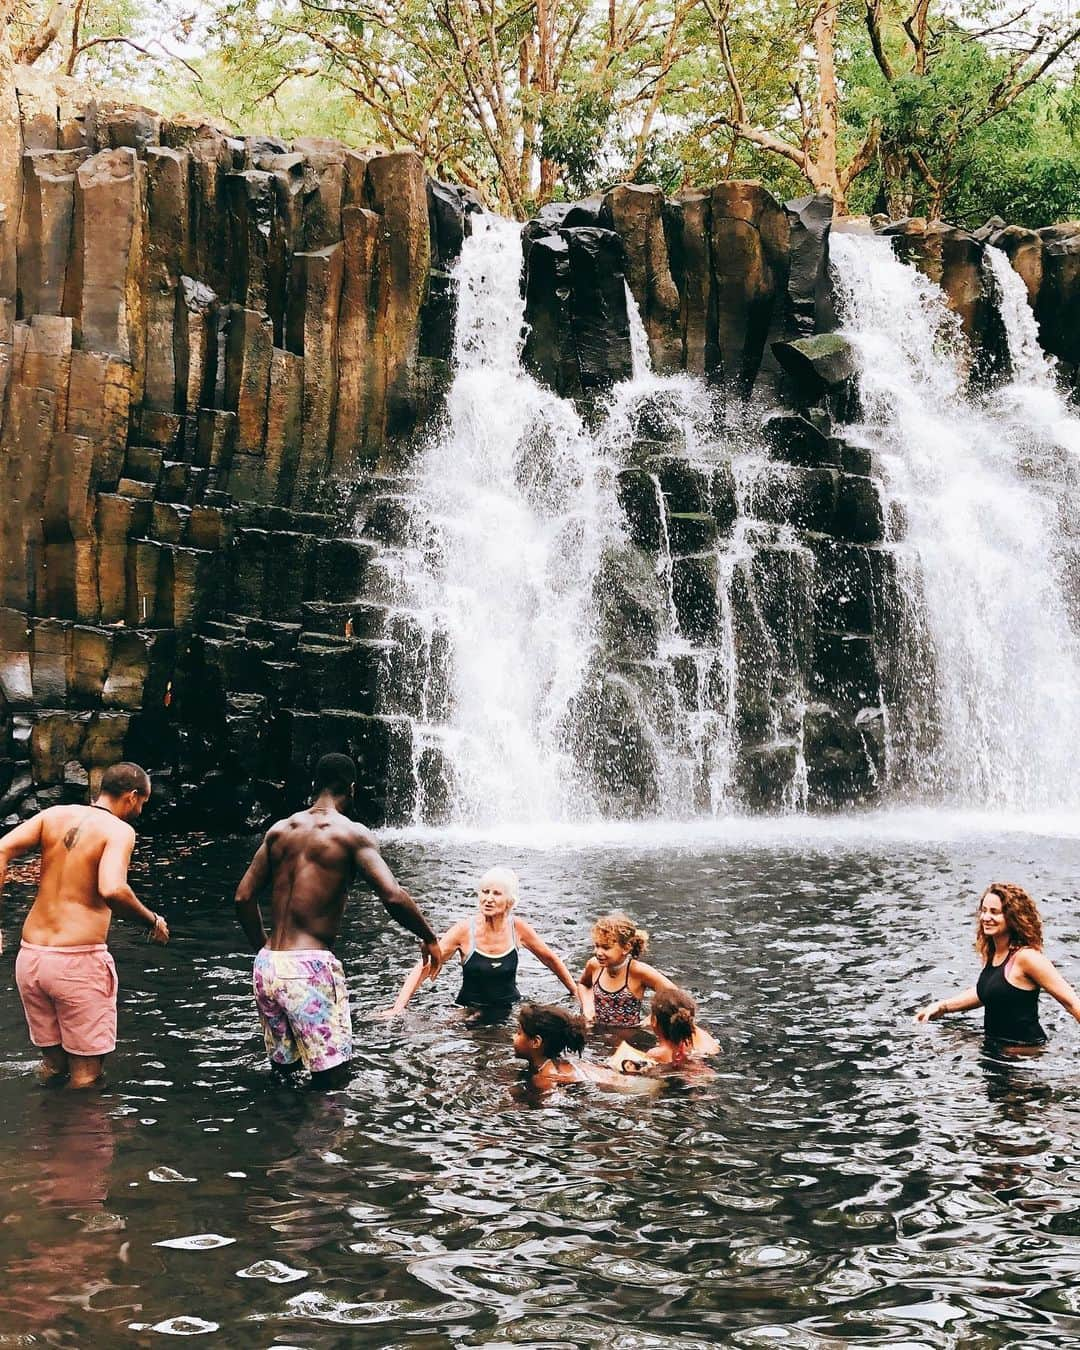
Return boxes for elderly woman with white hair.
[383,867,582,1020]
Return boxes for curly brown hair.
[974,882,1043,962]
[592,911,648,958]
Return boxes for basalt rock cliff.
[0,72,1076,826]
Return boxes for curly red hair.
[975,882,1043,962]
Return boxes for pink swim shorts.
[15,942,118,1057]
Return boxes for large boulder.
[772,333,856,409]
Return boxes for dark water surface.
[1,813,1078,1347]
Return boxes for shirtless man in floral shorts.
[234,753,441,1088]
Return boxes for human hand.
[914,1001,941,1023]
[372,1006,402,1020]
[147,913,170,945]
[420,938,442,979]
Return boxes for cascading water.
[393,215,616,823]
[830,231,1080,809]
[384,216,795,825]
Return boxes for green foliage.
[14,0,1080,224]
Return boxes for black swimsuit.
[976,950,1046,1045]
[456,919,520,1008]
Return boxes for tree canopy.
[3,0,1080,223]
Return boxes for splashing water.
[402,216,616,823]
[394,218,775,825]
[831,231,1080,809]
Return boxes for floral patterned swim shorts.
[252,947,352,1074]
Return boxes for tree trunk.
[882,145,913,219]
[812,0,841,203]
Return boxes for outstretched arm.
[234,834,273,952]
[354,839,441,977]
[516,920,583,1006]
[1017,950,1080,1024]
[0,813,44,955]
[100,828,168,943]
[384,923,464,1015]
[915,986,981,1022]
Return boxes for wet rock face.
[0,70,466,825]
[523,179,813,399]
[1035,223,1080,373]
[521,224,633,399]
[879,218,1008,381]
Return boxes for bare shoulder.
[632,959,672,988]
[349,819,379,851]
[1015,946,1054,973]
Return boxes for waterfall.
[830,232,1080,809]
[394,216,615,823]
[388,217,769,825]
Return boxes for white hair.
[478,866,519,901]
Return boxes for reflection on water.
[0,817,1078,1345]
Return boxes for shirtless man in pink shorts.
[0,762,169,1088]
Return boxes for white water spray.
[831,232,1080,809]
[396,219,765,824]
[403,216,617,822]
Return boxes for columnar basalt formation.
[1,71,1076,825]
[0,70,472,825]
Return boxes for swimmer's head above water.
[591,911,648,969]
[976,882,1043,960]
[514,1003,587,1071]
[476,867,519,918]
[650,987,697,1061]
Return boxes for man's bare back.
[235,794,440,959]
[262,805,382,950]
[20,805,138,948]
[235,755,441,1087]
[0,762,167,1088]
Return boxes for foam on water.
[380,805,1080,852]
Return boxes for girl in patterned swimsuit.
[578,912,675,1028]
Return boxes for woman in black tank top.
[916,883,1080,1046]
[383,867,584,1018]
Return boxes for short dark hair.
[99,762,151,798]
[314,753,356,796]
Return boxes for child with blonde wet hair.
[578,911,675,1027]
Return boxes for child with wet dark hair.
[513,1003,588,1085]
[646,987,719,1066]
